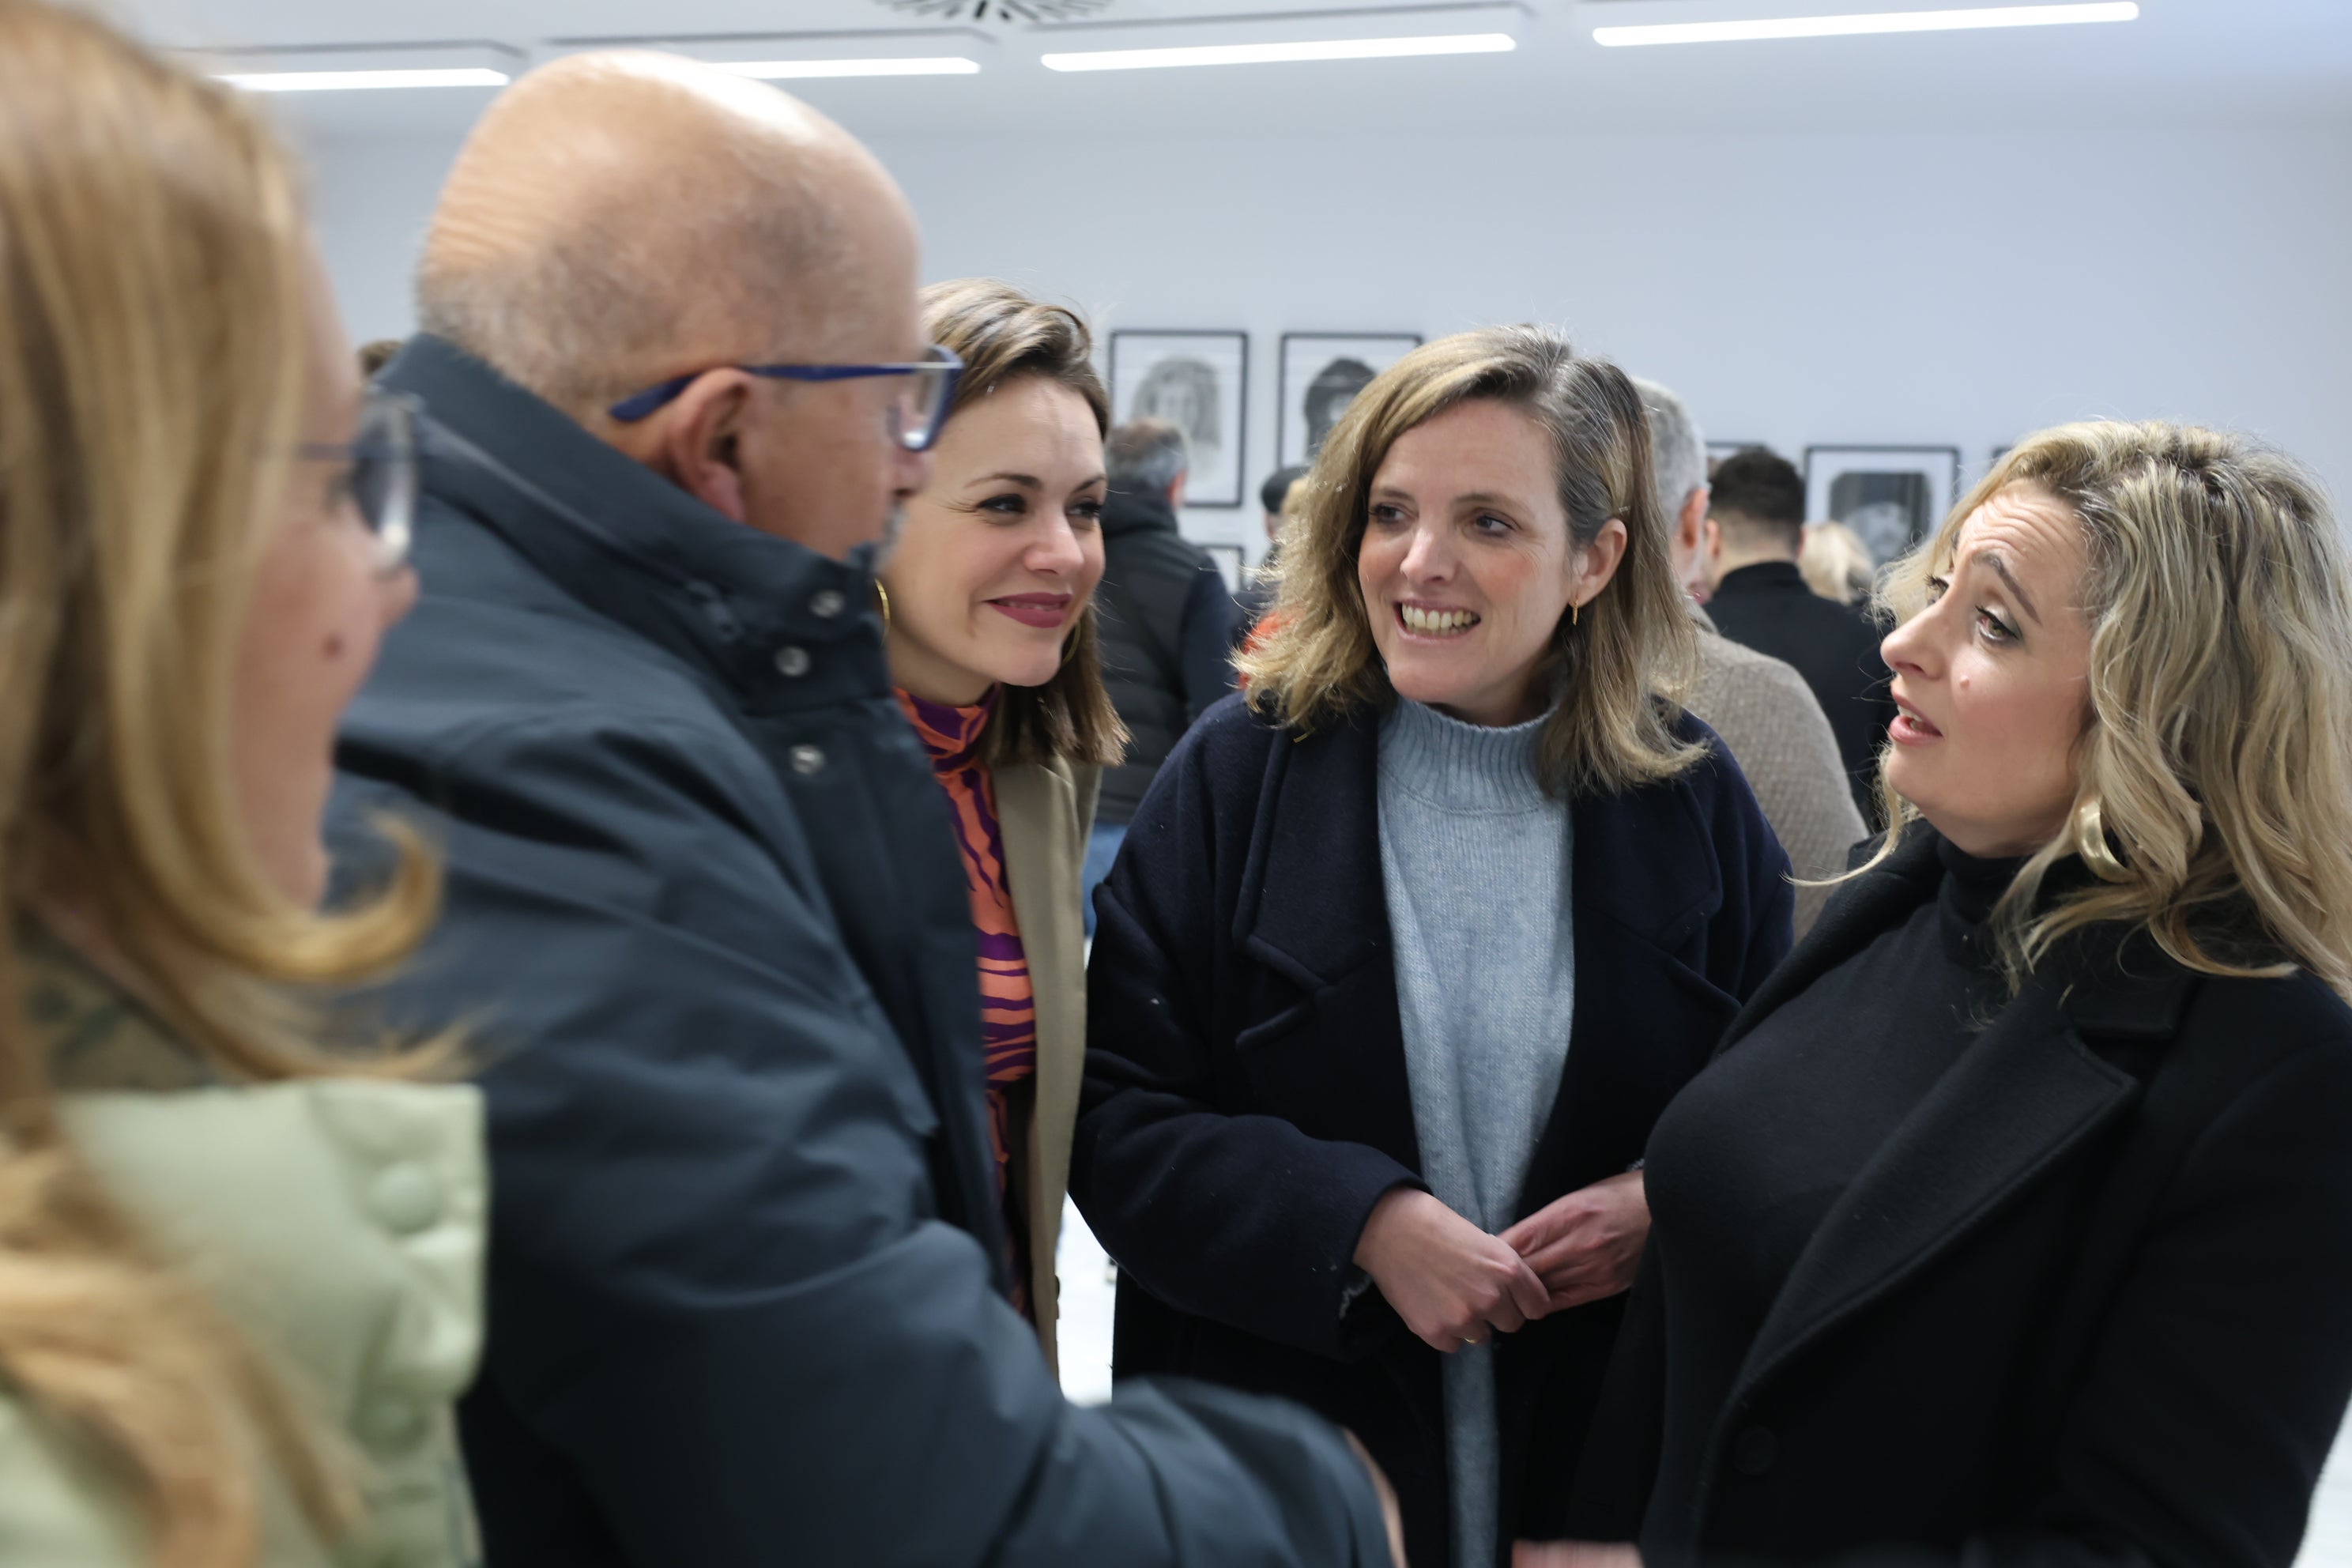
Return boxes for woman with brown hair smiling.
[879,279,1125,1365]
[1072,326,1793,1568]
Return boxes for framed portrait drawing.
[1279,333,1421,468]
[1108,330,1248,508]
[1803,445,1963,567]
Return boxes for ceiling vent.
[877,0,1116,20]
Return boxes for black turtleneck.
[1637,836,2022,1527]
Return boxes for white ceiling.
[118,0,2352,141]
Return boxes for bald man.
[331,53,1400,1568]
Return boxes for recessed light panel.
[1594,2,2139,47]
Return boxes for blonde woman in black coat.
[1538,423,2352,1568]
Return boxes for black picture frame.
[1802,444,1965,566]
[1107,330,1249,508]
[1278,332,1423,469]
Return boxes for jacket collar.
[1715,826,2197,1422]
[1710,559,1808,597]
[380,335,885,703]
[1101,484,1181,541]
[1235,704,1724,987]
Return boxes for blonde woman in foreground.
[0,5,481,1565]
[1546,423,2352,1567]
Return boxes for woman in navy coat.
[1071,329,1793,1568]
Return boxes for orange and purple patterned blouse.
[895,688,1038,1306]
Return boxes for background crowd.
[6,7,2352,1568]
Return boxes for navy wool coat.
[330,337,1399,1568]
[1071,695,1795,1568]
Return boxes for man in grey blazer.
[1636,380,1866,934]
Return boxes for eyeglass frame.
[605,345,966,451]
[296,387,418,578]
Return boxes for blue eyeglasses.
[606,345,965,451]
[298,389,418,576]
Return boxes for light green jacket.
[0,938,487,1567]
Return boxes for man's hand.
[1344,1433,1408,1567]
[1354,1188,1551,1353]
[1498,1171,1649,1313]
[1513,1544,1641,1567]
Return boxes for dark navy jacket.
[1070,695,1794,1568]
[332,336,1395,1568]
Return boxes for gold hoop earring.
[2073,795,2128,881]
[874,579,892,630]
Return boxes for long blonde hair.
[1868,421,2352,1000]
[0,3,442,1562]
[1241,326,1699,797]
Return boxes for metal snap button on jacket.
[789,744,825,776]
[356,1392,429,1453]
[808,588,845,619]
[773,646,811,677]
[368,1161,445,1236]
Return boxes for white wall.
[307,122,2352,560]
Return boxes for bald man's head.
[416,51,916,418]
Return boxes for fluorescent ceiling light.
[217,66,509,91]
[1594,2,2136,47]
[711,56,981,77]
[1042,32,1515,71]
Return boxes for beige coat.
[992,756,1099,1372]
[1684,614,1869,936]
[0,938,487,1567]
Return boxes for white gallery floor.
[1054,1200,2352,1564]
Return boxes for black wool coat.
[1567,827,2352,1568]
[1071,695,1794,1568]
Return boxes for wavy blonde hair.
[0,3,442,1562]
[1240,326,1699,797]
[1867,421,2352,1001]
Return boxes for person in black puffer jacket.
[1086,416,1238,933]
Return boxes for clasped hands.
[1351,1171,1649,1355]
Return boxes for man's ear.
[616,371,756,523]
[1679,485,1710,553]
[1167,469,1189,511]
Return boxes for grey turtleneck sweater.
[1375,697,1576,1568]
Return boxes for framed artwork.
[1200,543,1246,595]
[1803,445,1963,567]
[1108,330,1248,508]
[1278,333,1422,468]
